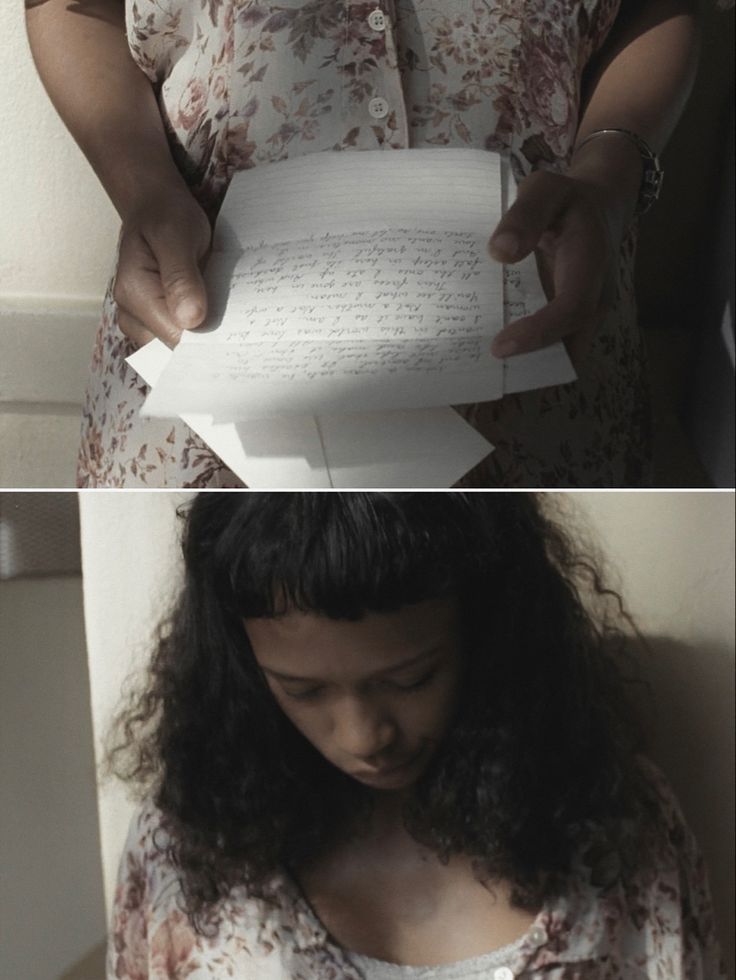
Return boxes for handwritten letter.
[142,149,572,420]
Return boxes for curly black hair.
[106,491,658,930]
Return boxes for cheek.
[270,691,331,749]
[428,690,458,737]
[401,685,459,743]
[425,667,463,736]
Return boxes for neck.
[359,787,415,842]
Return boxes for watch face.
[645,162,664,189]
[638,166,663,214]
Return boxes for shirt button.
[528,925,547,947]
[368,96,389,119]
[493,969,514,980]
[367,8,386,30]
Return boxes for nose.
[333,694,397,763]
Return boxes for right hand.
[113,186,213,348]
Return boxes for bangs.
[203,492,502,620]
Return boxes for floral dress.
[79,0,648,487]
[107,762,725,978]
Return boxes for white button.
[368,8,386,30]
[493,969,514,980]
[528,925,547,947]
[368,96,389,119]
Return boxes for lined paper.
[127,340,493,488]
[142,149,508,419]
[141,148,574,421]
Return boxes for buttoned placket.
[341,0,409,149]
[493,921,550,979]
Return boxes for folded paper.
[127,342,494,488]
[141,148,574,421]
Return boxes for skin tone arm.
[488,0,701,365]
[25,0,210,347]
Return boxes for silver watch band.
[574,128,664,216]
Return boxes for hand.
[113,186,213,348]
[487,161,638,367]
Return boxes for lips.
[351,749,420,779]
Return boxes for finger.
[156,236,209,331]
[488,171,574,264]
[491,212,608,357]
[491,294,600,358]
[114,233,185,347]
[116,306,160,350]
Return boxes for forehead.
[244,598,458,679]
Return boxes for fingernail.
[175,297,203,327]
[491,336,519,358]
[489,231,521,261]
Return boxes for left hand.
[487,166,636,367]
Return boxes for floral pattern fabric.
[80,0,650,487]
[107,762,725,979]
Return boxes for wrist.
[115,159,196,226]
[567,133,644,223]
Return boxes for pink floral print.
[77,0,673,485]
[107,762,725,978]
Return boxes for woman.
[106,492,723,977]
[24,0,701,487]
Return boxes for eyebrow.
[261,644,445,684]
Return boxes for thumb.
[158,244,208,330]
[488,170,571,264]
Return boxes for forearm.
[25,0,186,220]
[568,0,701,214]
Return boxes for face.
[244,598,462,791]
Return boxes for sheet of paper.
[127,341,493,488]
[127,341,331,487]
[316,408,492,488]
[142,149,509,419]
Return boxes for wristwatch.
[574,128,664,216]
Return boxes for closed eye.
[388,670,436,692]
[279,670,437,701]
[280,685,325,701]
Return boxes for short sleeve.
[103,801,298,978]
[106,804,154,980]
[124,0,198,86]
[580,0,622,66]
[641,760,727,979]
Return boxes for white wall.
[0,5,118,488]
[0,574,106,980]
[0,304,101,488]
[80,490,192,916]
[568,491,735,975]
[79,490,735,974]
